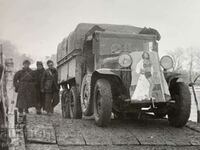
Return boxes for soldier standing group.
[13,60,59,116]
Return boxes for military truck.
[57,23,191,127]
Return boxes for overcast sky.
[0,0,200,59]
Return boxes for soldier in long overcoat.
[35,61,45,114]
[13,60,37,114]
[41,60,59,115]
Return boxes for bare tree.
[188,51,194,82]
[0,39,34,70]
[186,47,200,82]
[194,48,200,71]
[167,47,185,72]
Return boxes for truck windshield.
[99,37,156,55]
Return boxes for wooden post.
[4,58,17,144]
[190,75,200,123]
[191,85,200,123]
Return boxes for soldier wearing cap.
[13,60,37,114]
[41,60,59,115]
[35,61,45,114]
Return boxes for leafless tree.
[186,47,200,82]
[0,39,34,70]
[167,47,200,82]
[167,47,185,72]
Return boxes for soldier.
[13,60,37,115]
[41,60,59,115]
[35,61,45,114]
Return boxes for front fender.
[164,72,184,87]
[94,68,121,76]
[92,68,129,95]
[88,69,123,114]
[91,69,122,87]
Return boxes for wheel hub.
[82,85,89,111]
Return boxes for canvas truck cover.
[57,38,68,62]
[57,23,142,62]
[57,23,160,62]
[57,43,62,62]
[68,23,143,53]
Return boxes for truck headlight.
[160,55,173,70]
[118,53,132,67]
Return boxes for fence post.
[5,58,16,142]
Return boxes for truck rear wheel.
[93,79,112,127]
[61,90,70,118]
[168,82,191,127]
[69,86,82,119]
[81,74,93,116]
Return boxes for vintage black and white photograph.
[0,0,200,149]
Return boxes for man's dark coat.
[41,68,59,108]
[35,68,45,109]
[13,68,37,109]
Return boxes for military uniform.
[41,68,59,113]
[35,68,45,113]
[13,68,37,113]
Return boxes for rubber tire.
[168,82,191,127]
[69,86,82,119]
[81,74,93,116]
[93,79,112,127]
[61,90,70,118]
[113,111,125,120]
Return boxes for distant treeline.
[0,39,33,70]
[167,47,200,85]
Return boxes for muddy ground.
[19,103,200,150]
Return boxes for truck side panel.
[69,58,76,79]
[58,58,76,84]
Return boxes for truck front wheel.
[81,74,92,116]
[93,79,112,127]
[168,82,191,127]
[61,90,70,118]
[69,86,82,119]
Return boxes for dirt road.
[23,108,200,150]
[9,87,200,150]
